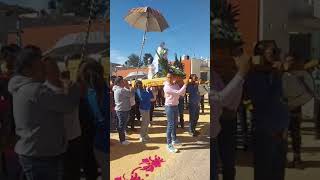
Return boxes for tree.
[173,53,180,67]
[58,0,107,18]
[143,53,153,66]
[212,0,241,42]
[124,54,142,67]
[173,53,184,71]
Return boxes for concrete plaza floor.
[110,102,211,180]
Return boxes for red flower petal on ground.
[141,164,155,172]
[151,155,165,168]
[114,174,128,180]
[139,155,165,173]
[116,155,165,179]
[130,173,143,180]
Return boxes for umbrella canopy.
[124,71,147,80]
[124,6,169,32]
[44,31,108,58]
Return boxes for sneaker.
[139,137,148,142]
[167,144,178,153]
[188,131,194,136]
[172,139,181,146]
[193,131,200,137]
[120,140,130,145]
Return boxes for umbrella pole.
[81,0,95,61]
[136,30,147,79]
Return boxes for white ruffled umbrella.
[124,6,169,77]
[44,31,108,58]
[124,71,147,80]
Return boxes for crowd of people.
[0,44,109,180]
[212,40,320,180]
[110,72,206,153]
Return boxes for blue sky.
[0,0,49,10]
[110,0,210,64]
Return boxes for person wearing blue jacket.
[245,41,289,180]
[187,74,201,137]
[82,60,109,180]
[135,80,153,142]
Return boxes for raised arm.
[38,83,80,113]
[210,73,244,110]
[163,84,187,96]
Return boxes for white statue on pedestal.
[153,42,168,74]
[148,57,155,79]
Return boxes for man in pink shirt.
[163,73,189,153]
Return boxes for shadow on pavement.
[110,139,160,161]
[287,146,320,153]
[298,160,320,168]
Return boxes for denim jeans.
[212,138,218,180]
[189,103,200,133]
[129,106,136,129]
[254,130,287,180]
[63,137,81,180]
[116,111,130,142]
[315,99,320,137]
[218,110,237,180]
[150,102,155,122]
[80,134,98,180]
[178,97,184,125]
[178,97,184,114]
[94,148,108,180]
[19,154,64,180]
[165,106,178,144]
[2,149,24,180]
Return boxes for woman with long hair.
[77,60,99,180]
[81,60,109,179]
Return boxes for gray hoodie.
[112,85,133,112]
[8,75,80,157]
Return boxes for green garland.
[155,51,186,78]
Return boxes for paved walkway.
[234,118,320,180]
[153,131,210,180]
[110,102,210,180]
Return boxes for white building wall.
[259,0,289,52]
[191,59,201,78]
[314,0,320,18]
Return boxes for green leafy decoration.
[212,0,242,43]
[156,50,169,77]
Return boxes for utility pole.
[81,0,96,61]
[16,16,23,47]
